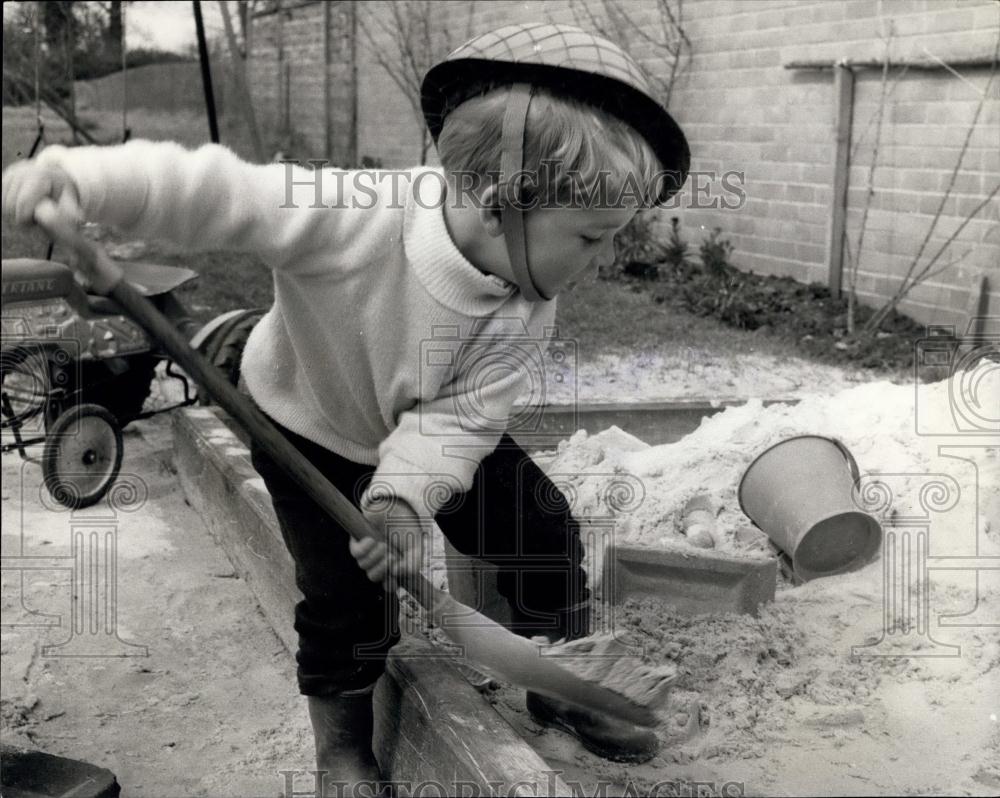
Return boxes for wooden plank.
[961,271,989,342]
[826,64,854,299]
[172,407,300,654]
[511,397,799,452]
[173,406,570,794]
[375,637,569,795]
[785,56,999,71]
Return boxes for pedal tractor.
[1,256,265,508]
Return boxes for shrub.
[663,216,693,272]
[699,227,734,279]
[611,210,666,280]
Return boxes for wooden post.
[283,62,291,141]
[277,0,286,146]
[323,1,332,162]
[349,1,359,166]
[826,64,854,299]
[218,0,265,162]
[64,25,78,144]
[193,0,220,144]
[244,2,253,67]
[961,271,988,342]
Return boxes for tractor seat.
[80,260,199,315]
[116,260,199,296]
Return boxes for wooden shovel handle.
[32,201,435,607]
[30,202,663,728]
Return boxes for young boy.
[3,21,688,787]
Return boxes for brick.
[948,172,984,195]
[954,193,993,218]
[973,2,1000,29]
[890,103,926,125]
[784,183,817,203]
[917,193,953,216]
[879,189,931,215]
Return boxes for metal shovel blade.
[425,589,658,727]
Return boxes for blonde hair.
[436,86,662,209]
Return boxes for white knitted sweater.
[37,141,557,518]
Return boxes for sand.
[491,361,999,795]
[0,414,314,796]
[531,360,997,577]
[4,344,995,795]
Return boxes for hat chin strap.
[500,83,549,303]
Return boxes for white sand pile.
[497,363,998,793]
[536,361,998,578]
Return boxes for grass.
[555,272,819,365]
[2,104,898,378]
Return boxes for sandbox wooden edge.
[171,406,567,794]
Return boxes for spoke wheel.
[1,346,52,427]
[42,404,124,509]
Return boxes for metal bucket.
[738,435,882,582]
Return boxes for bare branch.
[355,0,474,164]
[849,63,909,163]
[917,247,973,283]
[866,181,1000,332]
[911,184,999,285]
[862,29,1000,334]
[569,0,613,43]
[568,0,691,108]
[902,47,998,288]
[4,67,98,144]
[846,27,893,334]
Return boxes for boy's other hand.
[2,161,82,228]
[353,499,426,587]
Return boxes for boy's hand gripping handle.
[34,200,124,294]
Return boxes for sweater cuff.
[36,143,150,230]
[360,450,471,521]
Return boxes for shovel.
[32,200,658,728]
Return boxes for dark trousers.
[249,413,590,696]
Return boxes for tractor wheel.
[42,404,124,509]
[196,309,265,405]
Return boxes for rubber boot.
[525,692,660,763]
[307,687,382,796]
[523,601,660,764]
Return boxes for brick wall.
[249,0,999,326]
[247,1,355,161]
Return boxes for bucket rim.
[791,510,883,581]
[737,434,861,519]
